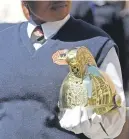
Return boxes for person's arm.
[85,47,126,139]
[120,0,129,17]
[59,47,126,139]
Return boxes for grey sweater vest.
[0,22,116,139]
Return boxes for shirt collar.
[27,14,70,39]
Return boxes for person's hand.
[59,106,102,134]
[120,1,129,17]
[120,8,129,17]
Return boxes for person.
[120,0,129,91]
[22,1,30,20]
[0,1,125,139]
[92,1,129,91]
[70,1,94,25]
[71,1,129,91]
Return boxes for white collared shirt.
[27,14,70,50]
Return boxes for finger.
[80,107,91,133]
[81,107,89,123]
[59,106,82,129]
[69,124,82,134]
[91,113,102,124]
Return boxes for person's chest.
[0,35,108,110]
[0,40,72,110]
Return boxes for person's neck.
[33,19,46,25]
[30,15,46,25]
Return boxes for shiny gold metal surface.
[59,46,122,115]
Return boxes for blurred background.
[0,0,129,138]
[0,0,26,23]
